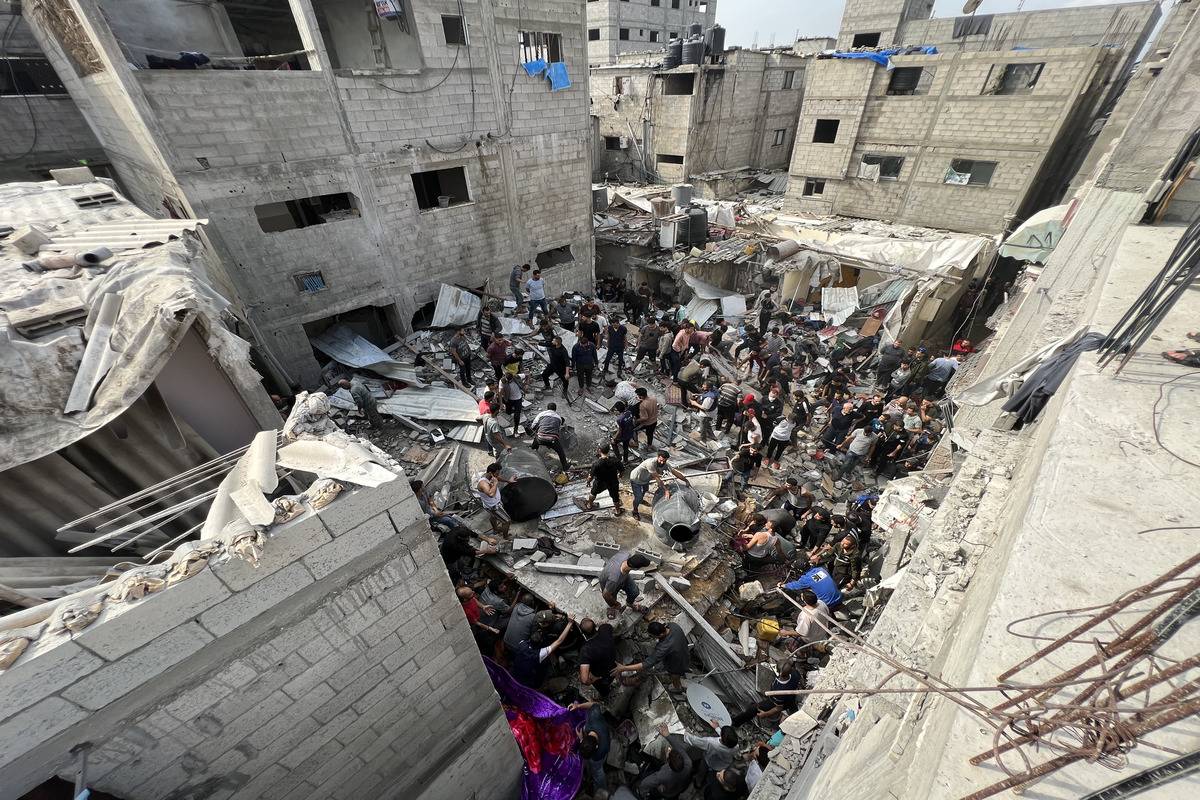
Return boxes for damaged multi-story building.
[590,43,808,191]
[586,0,716,65]
[20,0,595,387]
[0,2,109,182]
[785,0,1161,234]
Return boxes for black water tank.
[499,446,558,522]
[665,38,683,69]
[682,37,705,66]
[687,206,708,246]
[689,23,703,37]
[707,25,725,59]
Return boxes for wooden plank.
[652,573,744,665]
[0,583,43,608]
[859,316,883,337]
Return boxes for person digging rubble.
[581,444,624,515]
[512,613,575,690]
[629,450,691,521]
[737,514,788,572]
[599,550,651,618]
[633,318,662,372]
[338,377,386,429]
[530,402,570,472]
[577,618,618,698]
[473,462,514,537]
[638,744,693,799]
[635,387,661,450]
[726,442,762,498]
[837,420,883,479]
[781,564,843,610]
[776,588,833,653]
[615,620,689,690]
[500,372,525,435]
[487,333,511,380]
[658,718,740,772]
[457,586,502,652]
[525,267,548,321]
[730,661,802,728]
[479,412,513,458]
[612,400,638,466]
[829,532,863,594]
[573,699,611,795]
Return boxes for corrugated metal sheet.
[377,386,480,422]
[40,219,210,253]
[311,325,425,386]
[431,283,481,328]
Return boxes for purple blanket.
[484,657,588,800]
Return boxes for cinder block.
[210,511,332,591]
[302,512,396,580]
[8,224,51,255]
[0,638,103,725]
[73,567,229,661]
[49,166,95,185]
[0,696,89,769]
[62,623,213,712]
[315,483,418,535]
[198,562,313,637]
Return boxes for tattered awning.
[998,204,1068,265]
[310,325,426,387]
[681,273,744,326]
[430,283,481,328]
[821,286,860,326]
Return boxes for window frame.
[772,128,787,147]
[0,56,68,95]
[944,159,997,187]
[588,28,601,42]
[851,32,881,48]
[886,66,933,96]
[861,153,904,180]
[802,178,826,197]
[519,31,563,64]
[782,70,795,90]
[254,192,361,233]
[604,136,623,151]
[441,15,467,46]
[984,62,1044,96]
[619,28,630,41]
[656,153,685,165]
[412,166,472,211]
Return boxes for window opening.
[813,119,840,143]
[412,167,470,209]
[255,192,360,232]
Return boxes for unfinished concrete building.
[586,0,716,65]
[591,48,807,191]
[785,0,1160,235]
[21,0,595,387]
[0,2,108,182]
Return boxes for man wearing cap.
[599,550,651,618]
[628,449,690,521]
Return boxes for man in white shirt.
[781,588,832,648]
[473,462,515,536]
[525,268,548,321]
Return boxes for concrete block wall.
[26,0,594,387]
[0,485,523,800]
[0,6,108,182]
[593,68,655,179]
[786,47,1108,234]
[586,0,716,65]
[836,0,934,49]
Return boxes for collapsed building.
[20,0,595,386]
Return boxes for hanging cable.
[0,12,41,163]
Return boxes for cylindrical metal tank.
[652,487,703,545]
[687,206,708,246]
[706,25,725,59]
[682,37,705,66]
[689,23,703,37]
[665,39,683,69]
[766,239,801,260]
[592,186,609,212]
[671,183,694,208]
[499,446,557,522]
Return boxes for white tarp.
[998,204,1068,265]
[681,273,743,327]
[430,283,481,328]
[820,286,859,326]
[681,272,738,301]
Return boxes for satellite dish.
[686,682,733,729]
[963,0,984,13]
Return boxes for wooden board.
[859,316,883,337]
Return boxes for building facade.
[592,48,807,183]
[0,2,108,182]
[785,0,1160,235]
[23,0,594,387]
[586,0,716,64]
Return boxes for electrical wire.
[1151,370,1200,469]
[0,11,40,163]
[375,37,461,95]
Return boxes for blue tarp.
[830,46,937,70]
[547,61,571,91]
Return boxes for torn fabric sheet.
[957,326,1091,407]
[523,60,547,77]
[547,62,571,91]
[821,286,860,326]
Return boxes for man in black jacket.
[540,336,571,398]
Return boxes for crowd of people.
[405,269,971,799]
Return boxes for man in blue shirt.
[782,566,843,609]
[525,268,548,322]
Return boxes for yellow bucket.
[757,618,780,641]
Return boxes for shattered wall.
[25,0,595,387]
[0,4,108,182]
[0,484,522,800]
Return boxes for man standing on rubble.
[599,550,651,619]
[473,462,515,537]
[510,263,529,309]
[668,321,694,379]
[525,268,548,322]
[616,620,689,690]
[540,335,571,398]
[634,318,661,373]
[338,378,385,429]
[530,402,570,473]
[582,444,624,515]
[634,387,660,449]
[571,335,599,392]
[690,380,719,440]
[601,315,628,379]
[629,450,690,521]
[449,328,473,386]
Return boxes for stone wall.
[586,0,717,65]
[0,484,522,800]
